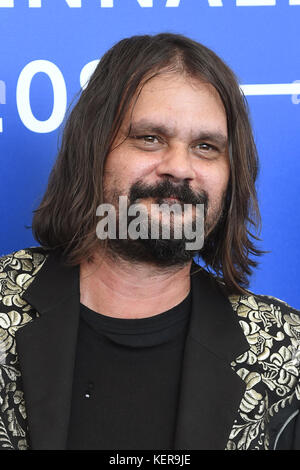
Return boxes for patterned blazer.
[0,247,300,450]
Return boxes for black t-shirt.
[66,291,191,450]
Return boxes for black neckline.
[79,290,192,348]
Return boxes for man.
[0,33,299,451]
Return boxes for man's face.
[102,72,230,266]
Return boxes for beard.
[102,178,226,268]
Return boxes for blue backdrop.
[1,0,299,307]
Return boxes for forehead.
[122,73,227,139]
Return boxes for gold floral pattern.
[0,248,299,450]
[226,293,300,449]
[0,248,47,450]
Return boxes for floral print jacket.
[0,247,300,450]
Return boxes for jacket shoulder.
[228,288,300,361]
[0,247,49,318]
[0,246,48,272]
[228,289,300,335]
[0,246,48,279]
[230,289,299,314]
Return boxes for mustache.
[129,179,208,208]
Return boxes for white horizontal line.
[237,0,275,6]
[240,83,300,95]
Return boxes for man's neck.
[79,252,192,319]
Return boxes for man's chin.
[106,237,199,268]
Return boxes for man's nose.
[155,144,196,182]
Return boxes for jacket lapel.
[173,266,250,450]
[15,251,80,450]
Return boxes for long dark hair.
[32,33,264,294]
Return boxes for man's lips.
[135,196,181,203]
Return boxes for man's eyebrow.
[128,120,228,148]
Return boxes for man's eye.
[134,135,159,144]
[195,143,215,151]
